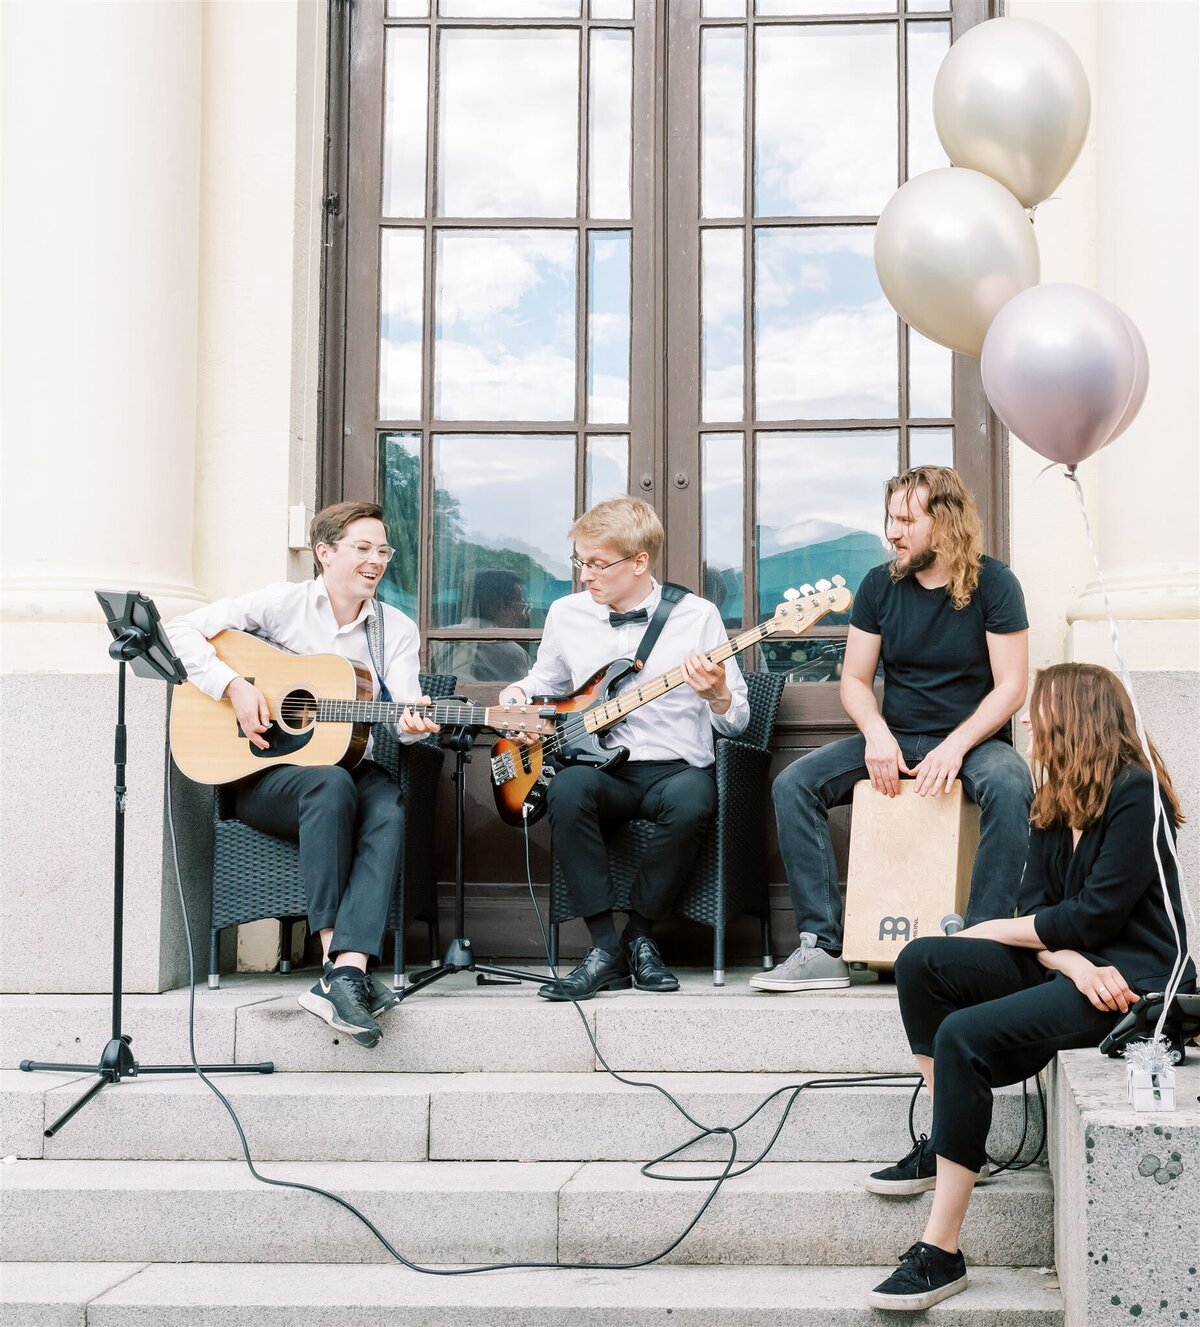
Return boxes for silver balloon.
[874,167,1040,357]
[934,17,1091,209]
[1103,308,1149,446]
[980,284,1136,468]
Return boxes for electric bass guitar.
[169,629,554,786]
[489,577,852,826]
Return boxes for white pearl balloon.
[934,17,1091,209]
[874,167,1040,357]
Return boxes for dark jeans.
[547,759,718,920]
[895,936,1120,1172]
[236,760,404,959]
[772,734,1034,953]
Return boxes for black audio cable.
[164,740,1043,1275]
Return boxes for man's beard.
[893,546,937,577]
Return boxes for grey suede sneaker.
[749,932,850,992]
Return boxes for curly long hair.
[1029,663,1183,830]
[885,466,983,609]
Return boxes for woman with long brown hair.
[864,662,1193,1312]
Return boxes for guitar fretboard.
[581,619,776,735]
[314,699,507,728]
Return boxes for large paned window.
[324,0,999,725]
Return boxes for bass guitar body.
[170,630,372,785]
[489,658,636,827]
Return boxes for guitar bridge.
[490,752,516,785]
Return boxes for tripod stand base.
[20,1035,273,1137]
[398,936,548,1002]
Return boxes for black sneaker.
[323,961,400,1017]
[868,1241,968,1311]
[865,1135,990,1195]
[298,969,382,1048]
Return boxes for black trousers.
[236,760,404,960]
[895,936,1121,1172]
[547,759,718,921]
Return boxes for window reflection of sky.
[756,0,892,13]
[755,228,897,420]
[439,0,581,19]
[909,328,952,419]
[587,435,629,507]
[702,229,745,422]
[434,230,577,422]
[379,229,425,421]
[438,30,578,218]
[432,434,575,626]
[701,29,744,220]
[589,30,633,219]
[382,29,428,218]
[756,430,895,620]
[910,427,954,470]
[588,232,631,424]
[907,23,951,180]
[702,432,744,625]
[755,24,897,217]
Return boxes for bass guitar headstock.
[767,576,853,636]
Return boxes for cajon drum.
[842,779,980,967]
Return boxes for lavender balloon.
[980,283,1137,468]
[1102,309,1149,447]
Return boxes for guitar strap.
[364,605,394,704]
[632,582,689,671]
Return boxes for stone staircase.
[1,972,1063,1324]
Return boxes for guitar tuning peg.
[783,588,800,601]
[799,584,816,596]
[832,574,846,586]
[815,578,832,592]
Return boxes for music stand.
[19,590,271,1137]
[395,723,548,1002]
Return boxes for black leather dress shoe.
[538,946,632,1002]
[626,936,680,992]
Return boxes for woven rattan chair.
[547,669,785,986]
[208,672,455,990]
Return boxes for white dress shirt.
[513,580,749,768]
[165,577,425,745]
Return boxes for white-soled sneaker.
[749,931,850,991]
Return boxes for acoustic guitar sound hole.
[277,688,318,734]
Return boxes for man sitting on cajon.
[753,466,1033,993]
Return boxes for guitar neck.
[581,620,776,736]
[316,698,501,728]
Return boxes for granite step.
[2,1068,1046,1166]
[0,1159,1054,1266]
[2,971,915,1076]
[0,1261,1066,1325]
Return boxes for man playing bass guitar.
[499,497,749,1001]
[166,501,440,1049]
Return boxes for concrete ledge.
[557,1162,1054,1267]
[77,1262,1064,1324]
[429,1071,1045,1164]
[1049,1049,1200,1326]
[0,1160,574,1264]
[0,1264,145,1327]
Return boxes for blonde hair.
[1029,663,1183,830]
[885,466,983,609]
[569,497,663,563]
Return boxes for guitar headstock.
[767,576,853,635]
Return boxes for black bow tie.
[608,608,649,627]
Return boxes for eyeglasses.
[335,540,396,563]
[570,553,635,575]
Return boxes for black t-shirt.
[849,555,1028,740]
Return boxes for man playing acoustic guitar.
[166,501,440,1049]
[499,497,749,1001]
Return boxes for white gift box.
[1127,1065,1177,1112]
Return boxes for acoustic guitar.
[169,629,554,786]
[489,578,852,826]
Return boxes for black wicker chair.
[208,671,456,990]
[547,669,785,986]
